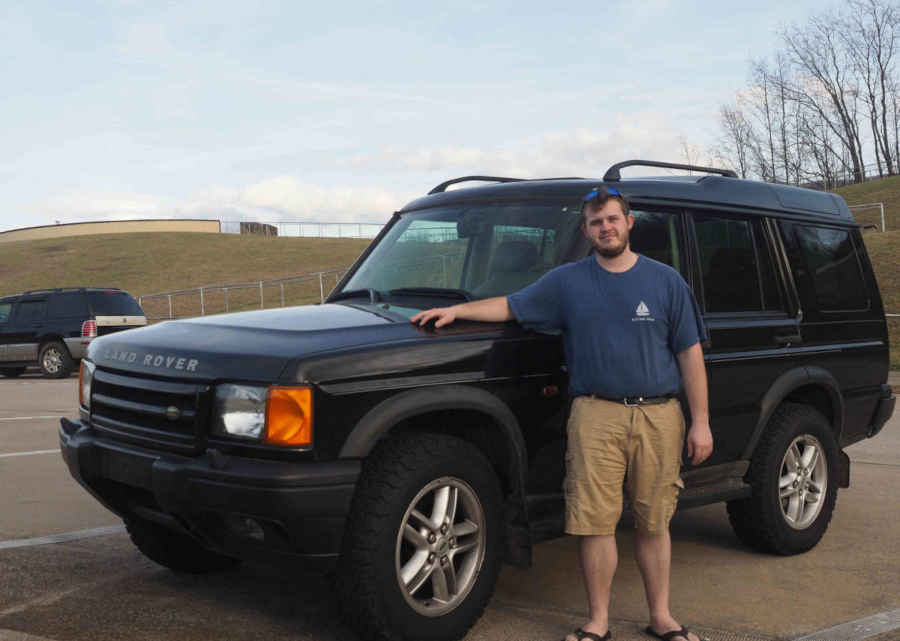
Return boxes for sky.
[1,0,829,232]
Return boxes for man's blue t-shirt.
[507,254,707,399]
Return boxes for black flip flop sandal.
[644,626,706,641]
[563,628,611,641]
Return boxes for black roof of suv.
[60,160,894,641]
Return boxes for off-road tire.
[38,341,74,378]
[727,403,838,555]
[338,433,503,641]
[125,517,240,574]
[0,367,26,378]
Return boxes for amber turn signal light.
[264,386,313,446]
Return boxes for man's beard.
[594,228,629,258]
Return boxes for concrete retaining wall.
[0,219,221,243]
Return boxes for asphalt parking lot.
[1,373,898,641]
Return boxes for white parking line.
[793,608,900,640]
[0,525,125,550]
[0,416,66,421]
[0,449,60,459]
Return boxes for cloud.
[18,118,702,231]
[349,113,694,178]
[23,180,413,230]
[201,178,414,223]
[33,192,172,223]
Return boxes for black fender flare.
[338,384,528,507]
[741,365,844,460]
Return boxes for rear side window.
[47,292,89,319]
[0,303,11,323]
[88,292,144,316]
[14,300,47,324]
[793,225,869,311]
[630,210,682,273]
[693,213,784,314]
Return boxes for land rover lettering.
[138,354,199,371]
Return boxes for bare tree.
[717,0,900,187]
[772,53,803,185]
[842,0,900,176]
[748,60,779,181]
[717,106,754,178]
[781,10,867,183]
[797,110,843,188]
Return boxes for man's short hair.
[582,186,631,219]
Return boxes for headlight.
[212,384,267,440]
[211,384,314,447]
[79,360,95,409]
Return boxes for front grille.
[90,368,209,454]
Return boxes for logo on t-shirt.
[633,301,655,322]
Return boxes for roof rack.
[22,287,123,295]
[428,175,584,195]
[603,160,737,182]
[428,176,526,194]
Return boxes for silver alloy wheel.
[42,347,62,374]
[394,476,486,617]
[779,434,827,530]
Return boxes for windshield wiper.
[329,288,382,304]
[388,287,473,301]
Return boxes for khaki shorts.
[564,396,686,535]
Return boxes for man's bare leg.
[565,534,616,641]
[634,530,699,641]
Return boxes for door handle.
[774,333,802,346]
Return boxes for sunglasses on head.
[583,187,620,201]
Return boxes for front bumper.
[59,417,360,561]
[867,384,896,438]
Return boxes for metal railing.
[848,202,886,232]
[138,268,349,321]
[220,220,384,238]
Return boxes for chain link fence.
[138,268,349,321]
[848,202,887,231]
[220,220,384,238]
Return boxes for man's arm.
[676,341,713,466]
[410,296,513,328]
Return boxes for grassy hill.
[856,230,900,369]
[834,181,900,369]
[0,233,371,311]
[833,176,900,231]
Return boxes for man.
[411,187,713,641]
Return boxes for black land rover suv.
[60,161,895,641]
[0,287,146,378]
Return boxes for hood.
[87,303,427,381]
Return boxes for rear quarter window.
[47,292,90,318]
[88,292,145,316]
[793,225,869,312]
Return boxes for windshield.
[342,202,585,300]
